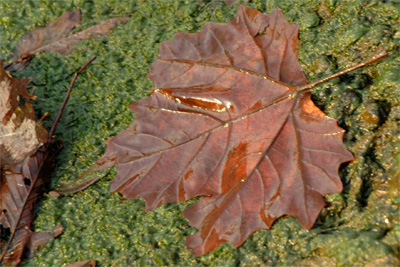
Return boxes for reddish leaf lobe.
[92,6,354,256]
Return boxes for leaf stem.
[3,61,13,69]
[296,47,388,92]
[48,56,96,142]
[3,54,35,72]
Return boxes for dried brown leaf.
[0,57,96,266]
[0,64,47,167]
[0,140,63,265]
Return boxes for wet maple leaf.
[76,5,386,256]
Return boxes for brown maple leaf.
[67,6,387,256]
[4,9,129,72]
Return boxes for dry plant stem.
[3,54,35,71]
[48,56,96,142]
[296,48,388,92]
[38,112,50,122]
[3,61,13,69]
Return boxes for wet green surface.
[1,0,399,266]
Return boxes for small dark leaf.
[13,9,81,60]
[5,9,129,72]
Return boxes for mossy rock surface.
[1,0,399,266]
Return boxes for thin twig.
[38,112,50,123]
[48,56,96,142]
[296,47,388,92]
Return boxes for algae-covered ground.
[1,0,399,266]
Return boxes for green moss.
[1,0,399,266]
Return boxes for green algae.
[0,0,399,266]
